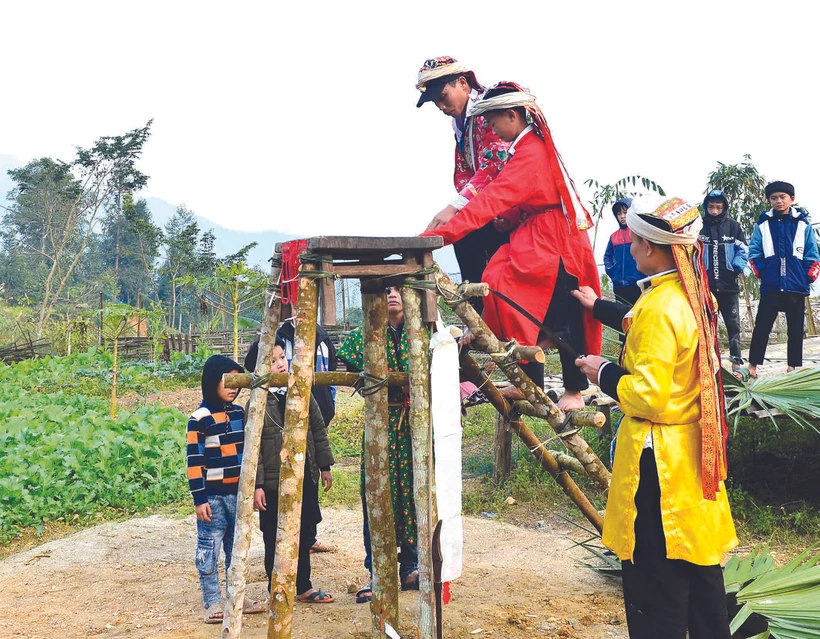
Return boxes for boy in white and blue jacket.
[747,181,820,377]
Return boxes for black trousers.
[519,262,589,392]
[713,291,743,364]
[259,464,320,595]
[748,292,806,368]
[453,223,510,315]
[622,450,731,639]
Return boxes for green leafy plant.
[731,548,820,638]
[722,367,820,433]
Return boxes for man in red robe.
[423,82,602,410]
[416,56,511,314]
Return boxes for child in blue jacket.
[747,181,820,377]
[603,198,644,308]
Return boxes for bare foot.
[748,365,758,379]
[787,366,796,373]
[499,386,525,401]
[557,390,585,411]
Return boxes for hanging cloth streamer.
[281,239,308,305]
[430,319,464,583]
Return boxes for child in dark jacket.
[699,189,749,368]
[604,198,644,308]
[245,340,335,603]
[748,181,820,376]
[187,355,265,623]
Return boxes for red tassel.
[443,581,451,605]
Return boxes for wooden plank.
[319,261,337,327]
[331,264,421,277]
[306,236,443,253]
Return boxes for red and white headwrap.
[416,56,483,92]
[469,81,595,230]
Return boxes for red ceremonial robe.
[423,130,602,354]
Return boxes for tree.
[177,261,267,360]
[98,194,163,304]
[584,175,666,252]
[159,205,200,329]
[92,303,152,418]
[3,121,152,337]
[704,154,768,238]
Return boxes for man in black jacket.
[699,189,749,370]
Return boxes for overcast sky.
[1,0,817,254]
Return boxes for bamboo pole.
[224,371,409,389]
[435,270,611,490]
[400,286,436,636]
[459,352,604,532]
[511,402,606,428]
[267,263,319,639]
[548,450,588,476]
[222,252,283,638]
[362,289,399,638]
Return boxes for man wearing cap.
[699,189,748,371]
[574,196,737,638]
[604,197,644,310]
[747,181,820,378]
[417,56,510,313]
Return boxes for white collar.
[509,124,534,156]
[637,268,677,291]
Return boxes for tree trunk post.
[493,413,513,482]
[400,286,436,636]
[222,251,283,638]
[266,262,319,639]
[362,288,400,638]
[435,270,611,490]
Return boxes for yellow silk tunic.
[601,272,738,566]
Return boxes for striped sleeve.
[186,408,210,505]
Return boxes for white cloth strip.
[416,62,470,90]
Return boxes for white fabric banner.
[430,321,463,583]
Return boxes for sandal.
[203,605,223,624]
[297,588,334,603]
[355,583,372,604]
[401,571,419,591]
[243,599,266,614]
[310,541,337,553]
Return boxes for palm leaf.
[730,549,820,637]
[721,367,820,433]
[723,544,777,594]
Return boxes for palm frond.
[731,549,820,638]
[723,545,777,594]
[721,367,820,433]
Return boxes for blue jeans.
[195,494,237,608]
[362,495,418,583]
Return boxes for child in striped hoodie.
[186,354,264,623]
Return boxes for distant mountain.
[1,153,459,274]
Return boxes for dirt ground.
[0,508,627,639]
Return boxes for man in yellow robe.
[574,196,738,639]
